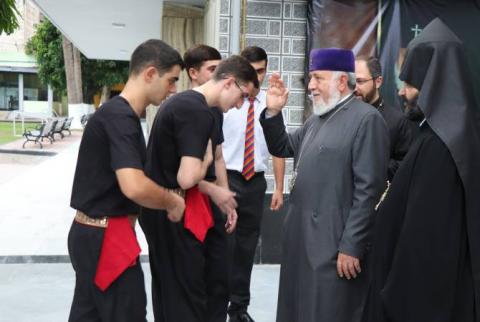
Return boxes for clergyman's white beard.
[312,89,341,116]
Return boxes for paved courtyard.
[0,132,280,322]
[0,263,279,322]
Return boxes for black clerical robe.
[372,98,413,181]
[363,124,474,322]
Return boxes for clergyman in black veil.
[362,17,480,322]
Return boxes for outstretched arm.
[116,168,185,222]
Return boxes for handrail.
[11,111,51,137]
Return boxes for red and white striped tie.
[242,97,255,180]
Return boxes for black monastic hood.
[400,17,480,314]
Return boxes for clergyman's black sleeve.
[389,116,414,180]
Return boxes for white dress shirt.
[222,90,272,173]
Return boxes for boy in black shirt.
[140,55,259,322]
[182,45,238,322]
[183,45,237,217]
[68,39,189,322]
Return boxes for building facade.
[219,0,307,195]
[218,0,307,262]
[0,0,52,115]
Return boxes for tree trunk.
[72,46,83,102]
[100,85,111,105]
[62,35,83,104]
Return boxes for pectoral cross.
[411,24,422,37]
[289,170,297,192]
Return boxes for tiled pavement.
[0,131,280,322]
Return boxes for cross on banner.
[411,24,422,37]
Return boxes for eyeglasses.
[233,79,250,99]
[355,77,375,85]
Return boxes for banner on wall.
[306,0,480,112]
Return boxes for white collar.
[245,89,266,104]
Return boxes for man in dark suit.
[355,56,413,181]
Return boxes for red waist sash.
[184,185,214,242]
[94,216,141,291]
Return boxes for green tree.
[25,20,66,94]
[83,57,129,103]
[26,19,129,103]
[0,0,20,35]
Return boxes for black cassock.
[363,124,474,322]
[372,98,413,181]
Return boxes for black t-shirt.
[205,106,224,181]
[70,96,146,218]
[211,106,224,145]
[144,90,216,188]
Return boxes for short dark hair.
[129,39,184,76]
[213,55,259,88]
[240,46,268,64]
[184,44,221,71]
[356,55,382,79]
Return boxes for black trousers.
[68,221,147,322]
[140,202,229,322]
[227,170,267,313]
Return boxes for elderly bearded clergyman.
[260,48,389,322]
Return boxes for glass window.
[0,72,19,110]
[23,73,48,101]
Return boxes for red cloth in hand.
[184,185,214,242]
[94,216,141,291]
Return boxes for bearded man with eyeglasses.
[354,56,414,181]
